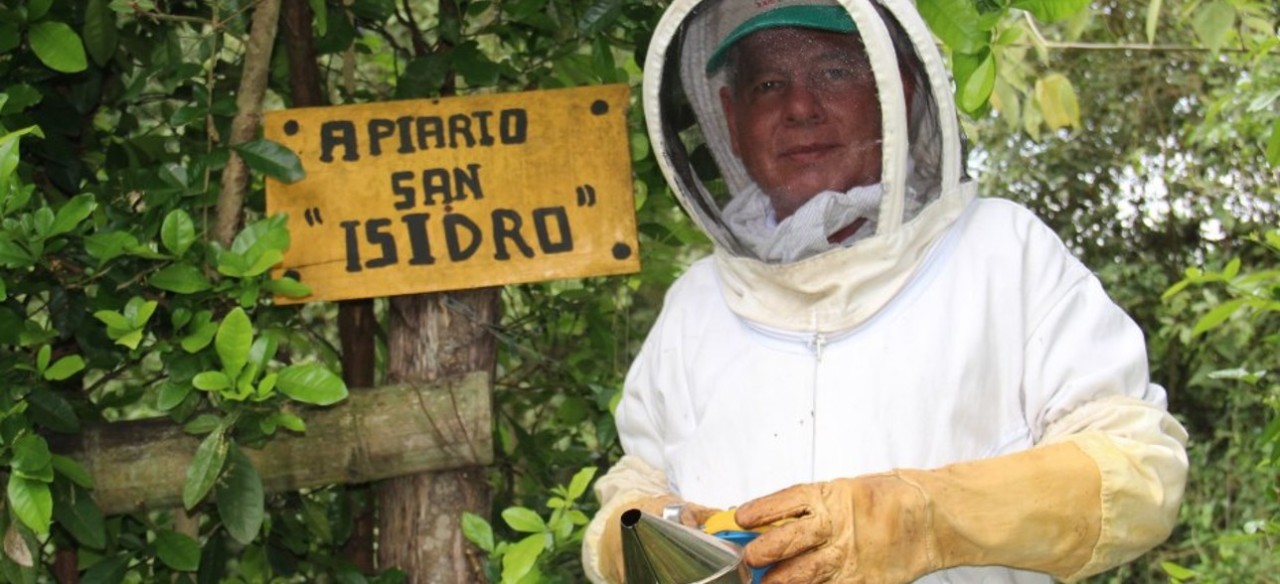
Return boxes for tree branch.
[213,0,284,247]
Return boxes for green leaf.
[501,534,545,584]
[28,0,53,20]
[502,507,547,533]
[262,276,311,298]
[1266,119,1280,167]
[7,478,52,535]
[183,414,222,435]
[192,371,232,392]
[460,512,495,553]
[157,381,192,410]
[243,249,283,277]
[84,230,139,263]
[83,0,118,66]
[28,21,88,74]
[161,210,197,256]
[52,483,106,549]
[123,296,158,327]
[26,389,80,433]
[80,554,129,584]
[566,466,596,500]
[216,444,264,545]
[0,240,34,268]
[917,0,987,54]
[1035,73,1080,130]
[51,455,94,489]
[183,429,228,509]
[1012,0,1090,23]
[276,363,348,406]
[271,411,305,433]
[232,139,305,183]
[309,0,327,35]
[181,313,217,353]
[578,0,622,36]
[1192,0,1235,52]
[1192,298,1246,336]
[215,308,253,381]
[1161,561,1198,579]
[43,355,85,381]
[1145,0,1162,44]
[50,194,97,236]
[150,263,212,294]
[959,51,996,114]
[36,345,50,374]
[155,530,201,571]
[11,435,52,481]
[0,22,20,57]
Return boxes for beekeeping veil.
[643,0,977,333]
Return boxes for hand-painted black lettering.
[401,213,436,265]
[416,116,445,149]
[422,168,452,205]
[448,114,476,148]
[390,171,415,210]
[340,220,363,272]
[452,164,483,201]
[395,116,415,153]
[444,213,482,261]
[491,209,535,260]
[320,121,359,162]
[368,119,396,156]
[473,110,495,146]
[364,218,398,268]
[533,206,573,253]
[500,109,528,144]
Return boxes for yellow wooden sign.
[264,84,639,303]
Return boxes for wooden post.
[377,289,498,582]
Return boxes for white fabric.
[724,183,882,262]
[584,199,1188,583]
[580,455,671,583]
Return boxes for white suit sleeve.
[1020,220,1188,579]
[580,455,673,583]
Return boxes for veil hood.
[642,0,977,333]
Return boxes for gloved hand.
[598,495,722,583]
[734,441,1103,584]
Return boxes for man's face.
[719,27,884,221]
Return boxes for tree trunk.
[377,289,498,582]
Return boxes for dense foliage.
[0,0,1275,582]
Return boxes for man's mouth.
[780,143,840,164]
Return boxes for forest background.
[0,0,1276,582]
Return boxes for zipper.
[807,333,826,480]
[807,333,827,362]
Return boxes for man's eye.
[753,80,784,94]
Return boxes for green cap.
[705,4,858,75]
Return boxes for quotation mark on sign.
[575,185,596,207]
[304,207,324,227]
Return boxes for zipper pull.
[809,333,827,362]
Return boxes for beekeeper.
[582,0,1189,582]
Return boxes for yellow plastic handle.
[702,509,793,535]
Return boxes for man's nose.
[782,83,825,125]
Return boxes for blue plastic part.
[712,530,770,583]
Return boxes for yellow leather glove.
[734,441,1102,584]
[597,495,722,583]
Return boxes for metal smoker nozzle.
[619,509,750,584]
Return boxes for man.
[582,0,1188,582]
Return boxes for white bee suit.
[582,0,1188,581]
